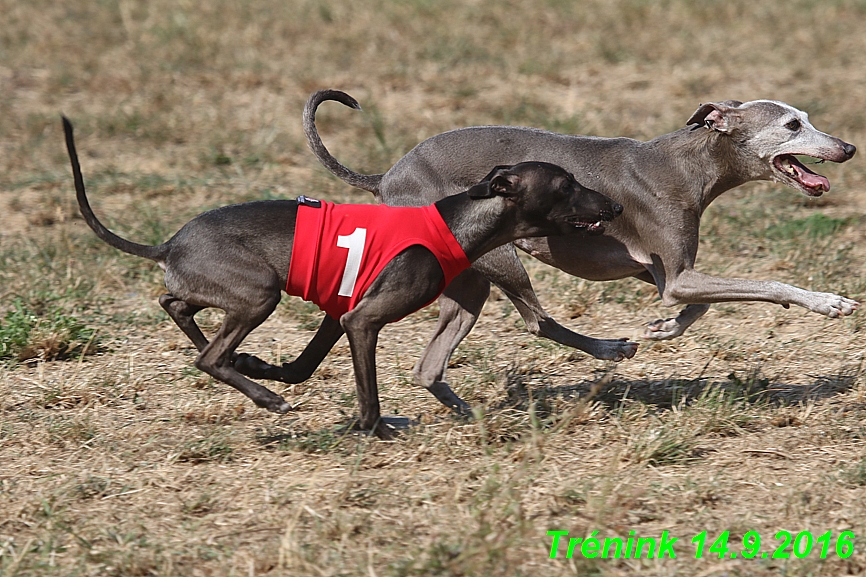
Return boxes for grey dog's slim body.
[63,117,623,437]
[304,91,858,408]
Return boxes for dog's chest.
[286,201,469,319]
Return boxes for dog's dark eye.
[785,119,801,131]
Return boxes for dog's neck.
[654,126,769,214]
[434,194,516,262]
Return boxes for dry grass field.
[3,0,866,575]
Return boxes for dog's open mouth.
[772,154,831,197]
[569,218,607,234]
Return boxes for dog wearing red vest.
[63,117,626,438]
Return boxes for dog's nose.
[843,143,857,158]
[612,203,623,216]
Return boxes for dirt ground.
[2,1,866,575]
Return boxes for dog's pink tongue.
[793,161,830,193]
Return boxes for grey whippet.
[304,90,858,413]
[63,117,622,437]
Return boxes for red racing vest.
[286,198,471,320]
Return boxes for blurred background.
[3,0,864,219]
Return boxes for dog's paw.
[353,419,398,440]
[643,317,687,340]
[806,293,859,318]
[264,398,292,414]
[592,338,639,362]
[373,422,398,440]
[427,381,472,415]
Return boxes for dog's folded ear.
[467,165,518,199]
[466,181,495,198]
[687,101,744,133]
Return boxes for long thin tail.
[303,89,384,194]
[63,116,167,261]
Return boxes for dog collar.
[296,195,322,208]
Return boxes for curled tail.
[303,89,383,194]
[63,116,167,262]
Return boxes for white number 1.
[336,227,367,297]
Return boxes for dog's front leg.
[340,248,444,439]
[340,310,392,439]
[661,269,859,317]
[235,314,345,383]
[412,269,490,415]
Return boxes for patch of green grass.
[764,213,853,240]
[687,382,760,437]
[177,432,235,463]
[0,299,97,363]
[0,302,32,359]
[126,202,178,247]
[703,194,856,254]
[5,171,67,191]
[626,417,703,466]
[181,492,218,516]
[257,423,366,455]
[47,416,98,447]
[279,298,324,331]
[725,369,772,402]
[0,232,116,313]
[211,151,232,166]
[839,459,866,487]
[278,429,344,454]
[74,476,112,500]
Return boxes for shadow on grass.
[250,367,859,451]
[499,364,861,414]
[256,415,418,453]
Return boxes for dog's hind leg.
[170,260,290,412]
[194,303,291,413]
[159,294,209,351]
[412,269,490,415]
[413,247,638,411]
[628,270,711,340]
[235,314,345,383]
[479,248,637,361]
[644,304,711,340]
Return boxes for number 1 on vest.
[337,228,367,297]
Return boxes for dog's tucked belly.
[286,199,470,319]
[514,235,646,281]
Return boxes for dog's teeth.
[781,159,797,177]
